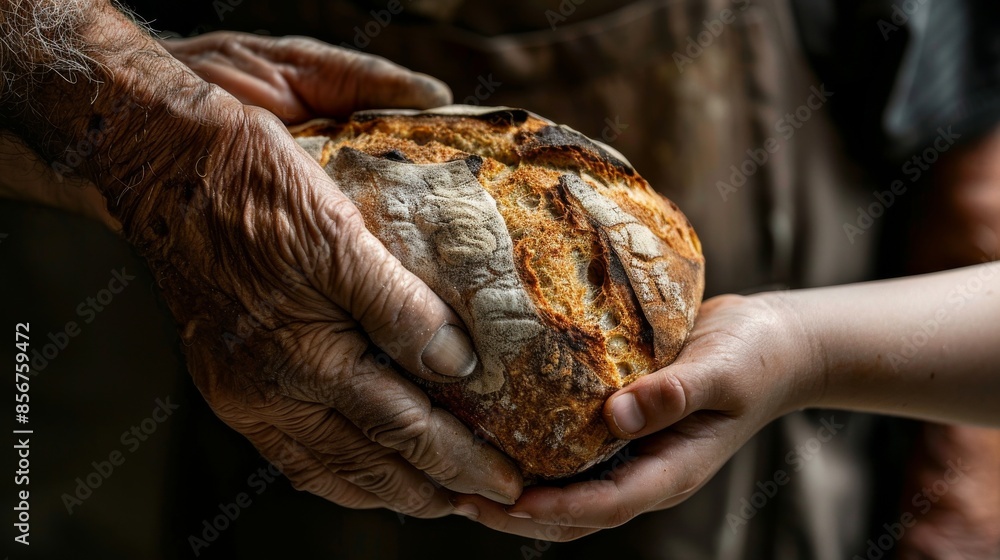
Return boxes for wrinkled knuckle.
[366,405,432,457]
[279,454,325,492]
[287,469,332,496]
[303,430,357,458]
[240,103,281,129]
[363,277,413,341]
[287,474,319,494]
[319,433,390,470]
[277,413,341,447]
[282,363,339,406]
[199,379,236,413]
[341,460,402,497]
[284,329,365,385]
[266,442,310,475]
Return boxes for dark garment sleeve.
[792,0,1000,163]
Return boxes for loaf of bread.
[290,106,704,479]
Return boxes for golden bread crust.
[290,106,704,479]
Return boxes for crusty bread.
[290,106,704,479]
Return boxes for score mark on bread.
[291,106,704,479]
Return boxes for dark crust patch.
[380,149,414,163]
[350,108,530,127]
[479,108,530,126]
[522,126,635,175]
[463,154,484,176]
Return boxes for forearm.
[0,0,239,230]
[777,263,1000,425]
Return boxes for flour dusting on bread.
[290,106,704,479]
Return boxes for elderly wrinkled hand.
[0,3,522,515]
[160,31,452,122]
